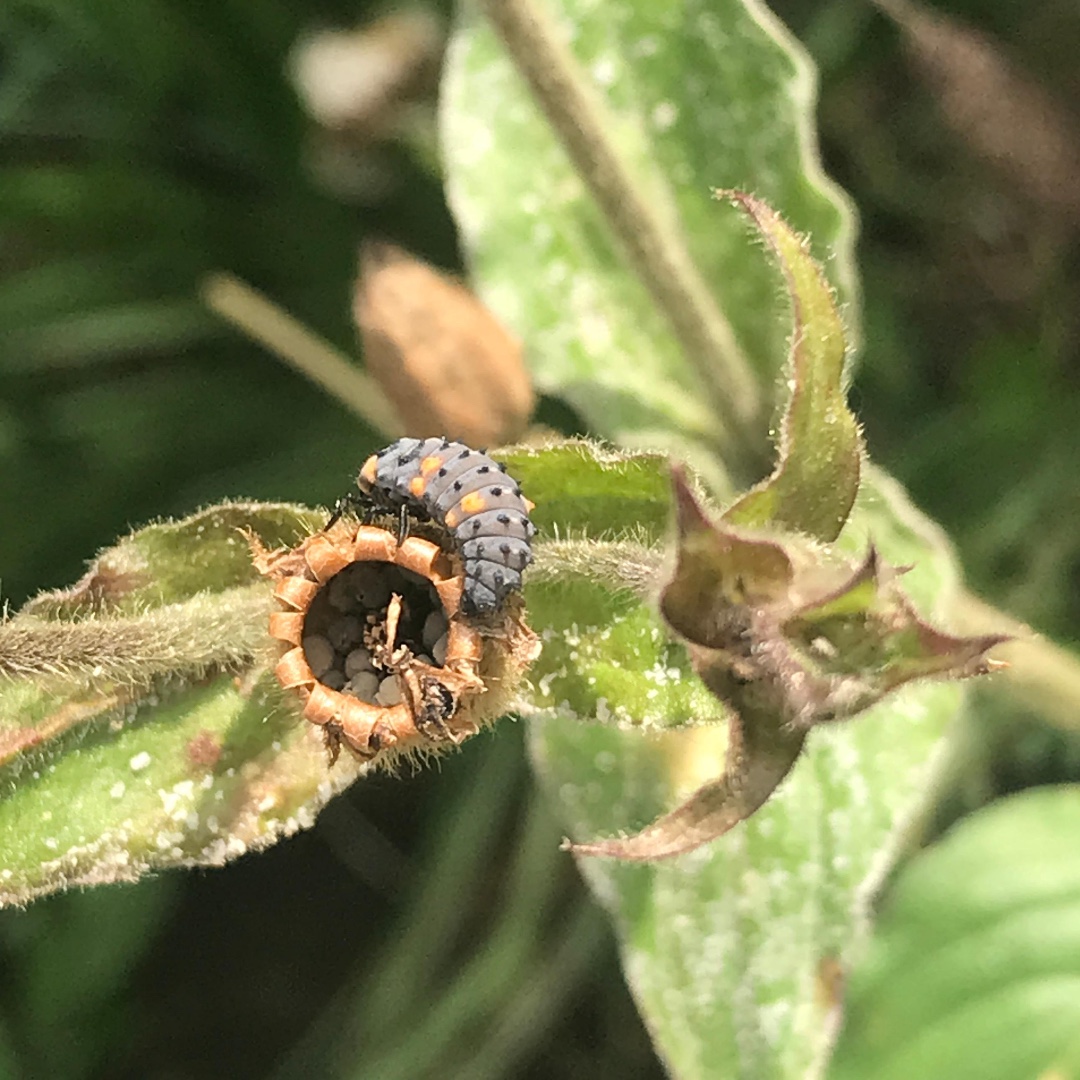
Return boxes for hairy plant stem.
[0,585,275,687]
[476,0,766,475]
[201,273,404,437]
[530,539,662,596]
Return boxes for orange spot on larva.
[359,455,378,488]
[419,454,443,477]
[459,491,488,515]
[409,475,428,497]
[523,498,535,513]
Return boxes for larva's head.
[357,453,379,496]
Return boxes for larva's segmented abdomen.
[353,437,535,615]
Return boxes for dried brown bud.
[355,242,535,445]
[289,11,444,138]
[252,518,538,766]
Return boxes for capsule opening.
[301,561,449,707]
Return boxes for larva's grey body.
[356,438,535,615]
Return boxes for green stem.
[201,273,404,437]
[476,0,765,470]
[0,585,274,686]
[530,539,662,596]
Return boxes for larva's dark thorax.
[352,438,535,615]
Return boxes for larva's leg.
[325,492,366,530]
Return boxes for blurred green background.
[1,1,1078,1076]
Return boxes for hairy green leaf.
[441,3,992,1075]
[529,473,970,1077]
[496,439,670,541]
[0,502,362,907]
[830,785,1080,1080]
[22,501,322,618]
[723,192,862,542]
[0,671,362,907]
[442,0,859,461]
[524,572,725,734]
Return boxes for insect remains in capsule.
[333,438,536,616]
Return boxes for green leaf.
[0,673,364,907]
[528,470,970,1078]
[442,0,859,459]
[723,193,862,542]
[496,439,671,541]
[0,501,363,907]
[442,3,992,1075]
[0,298,215,369]
[830,786,1080,1080]
[22,501,323,618]
[524,571,726,733]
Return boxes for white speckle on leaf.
[537,672,557,698]
[129,752,151,772]
[44,837,58,851]
[592,57,616,86]
[580,311,613,353]
[652,102,678,131]
[257,795,277,813]
[110,781,125,800]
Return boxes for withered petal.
[662,467,794,648]
[566,712,806,862]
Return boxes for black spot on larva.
[351,438,535,615]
